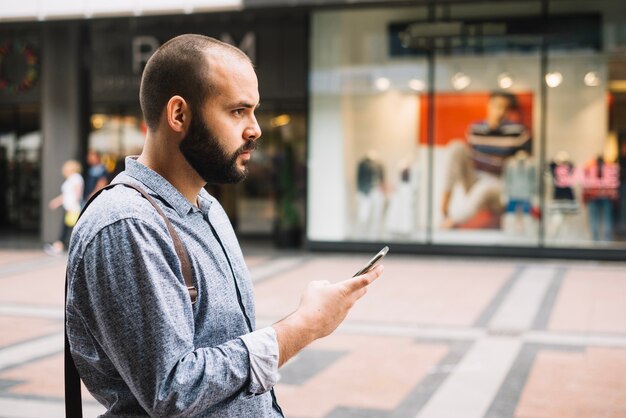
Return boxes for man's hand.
[272,265,384,367]
[48,195,63,210]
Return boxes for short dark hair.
[139,34,249,132]
[490,90,519,111]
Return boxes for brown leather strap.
[85,182,197,303]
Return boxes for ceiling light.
[497,72,513,89]
[451,72,470,90]
[545,72,563,88]
[374,77,391,91]
[270,114,291,128]
[609,80,626,92]
[583,71,600,87]
[408,79,426,91]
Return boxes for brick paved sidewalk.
[0,246,625,418]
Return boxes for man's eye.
[233,109,244,116]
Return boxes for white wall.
[307,94,348,241]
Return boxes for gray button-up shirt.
[66,157,281,417]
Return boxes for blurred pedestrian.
[83,149,109,202]
[65,34,383,417]
[44,160,83,256]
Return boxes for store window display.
[440,91,531,230]
[308,2,626,253]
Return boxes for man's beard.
[179,111,257,184]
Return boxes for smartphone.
[352,246,389,277]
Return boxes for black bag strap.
[65,182,196,418]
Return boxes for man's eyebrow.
[230,101,261,110]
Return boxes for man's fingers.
[345,265,384,292]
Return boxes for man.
[440,91,531,229]
[82,149,109,202]
[66,34,383,417]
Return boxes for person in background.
[83,149,109,202]
[44,160,83,256]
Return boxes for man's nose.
[246,115,262,141]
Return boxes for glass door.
[0,104,41,235]
[425,2,544,247]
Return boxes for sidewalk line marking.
[416,337,521,418]
[0,304,63,320]
[249,256,309,283]
[525,330,626,348]
[0,397,105,418]
[474,265,524,327]
[531,267,566,330]
[338,323,486,341]
[0,333,62,371]
[484,342,583,418]
[259,317,626,346]
[0,257,66,279]
[389,340,473,418]
[489,266,556,332]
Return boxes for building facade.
[1,0,626,259]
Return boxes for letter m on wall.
[220,32,256,64]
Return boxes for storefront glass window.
[309,0,626,252]
[87,110,145,184]
[0,105,41,233]
[430,3,543,247]
[236,110,307,243]
[308,7,430,243]
[543,0,626,249]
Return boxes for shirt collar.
[122,156,214,217]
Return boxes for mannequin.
[582,155,620,241]
[547,151,579,239]
[502,150,537,236]
[385,158,419,236]
[356,150,386,238]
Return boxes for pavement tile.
[0,352,96,402]
[0,262,66,307]
[0,251,48,267]
[275,334,449,418]
[244,255,270,268]
[548,269,626,334]
[0,317,62,348]
[515,347,626,418]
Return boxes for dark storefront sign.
[389,13,602,56]
[243,0,418,6]
[90,11,307,105]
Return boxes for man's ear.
[165,95,189,135]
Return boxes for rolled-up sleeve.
[240,327,280,394]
